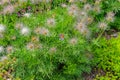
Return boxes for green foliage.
[95,72,118,80]
[0,55,15,80]
[0,0,120,80]
[110,17,120,30]
[0,7,91,80]
[11,47,91,80]
[92,34,120,79]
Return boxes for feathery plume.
[34,27,49,36]
[40,27,50,36]
[15,23,24,30]
[34,27,41,34]
[26,42,35,51]
[20,27,30,36]
[105,12,115,22]
[0,0,10,5]
[6,46,14,53]
[31,36,39,42]
[49,47,57,53]
[93,6,101,13]
[3,5,15,14]
[69,38,78,45]
[94,0,102,5]
[68,4,79,16]
[84,4,92,11]
[47,18,56,27]
[23,13,31,18]
[98,22,108,30]
[59,33,65,40]
[0,46,4,53]
[0,56,8,62]
[0,24,5,33]
[61,4,67,8]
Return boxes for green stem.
[96,29,105,42]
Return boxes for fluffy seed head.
[34,27,49,36]
[31,0,42,4]
[59,33,65,40]
[31,36,39,42]
[82,28,91,39]
[34,27,41,34]
[26,42,35,51]
[80,11,87,17]
[106,16,114,22]
[107,12,115,17]
[6,78,12,80]
[0,33,4,38]
[0,24,5,33]
[98,22,108,30]
[105,12,115,22]
[42,0,51,3]
[84,4,92,11]
[81,28,89,36]
[31,0,51,4]
[3,5,15,14]
[0,46,4,53]
[68,4,78,11]
[76,22,90,38]
[49,47,57,53]
[69,38,78,45]
[68,4,78,16]
[81,16,93,24]
[94,0,101,5]
[93,6,101,13]
[47,18,56,27]
[0,0,10,5]
[15,23,24,30]
[69,0,76,3]
[6,46,14,53]
[20,27,30,36]
[86,17,93,24]
[40,27,50,36]
[0,56,8,62]
[23,13,31,18]
[61,4,67,8]
[76,22,86,31]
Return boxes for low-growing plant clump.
[0,0,120,80]
[92,35,120,80]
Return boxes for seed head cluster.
[0,0,116,61]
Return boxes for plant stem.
[96,29,105,42]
